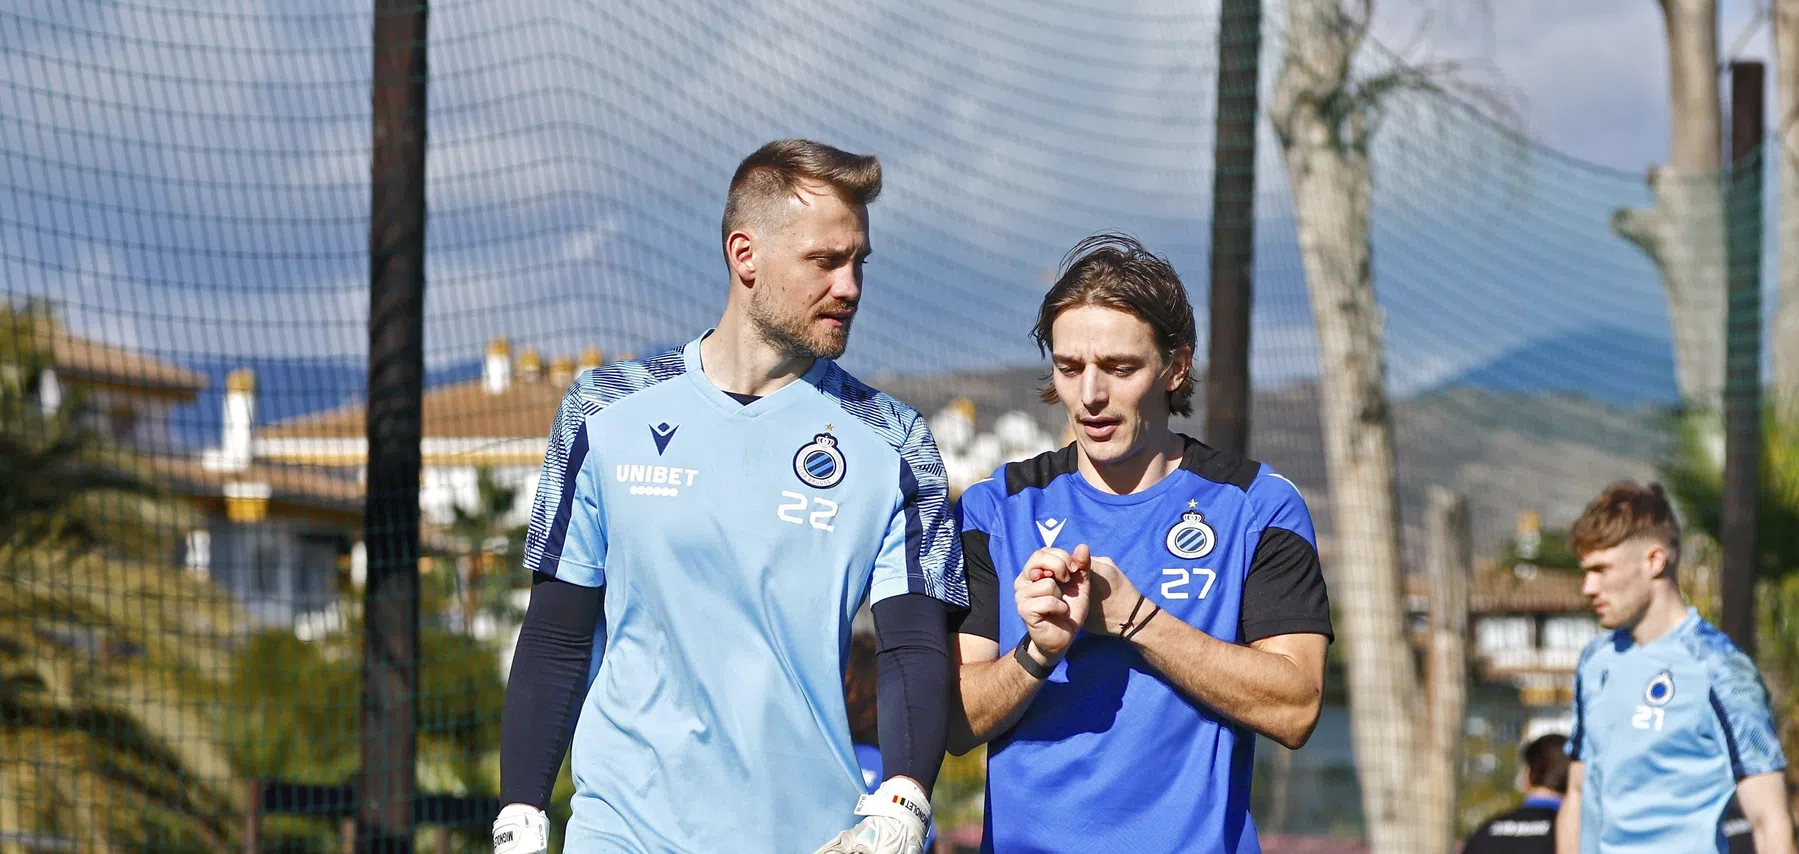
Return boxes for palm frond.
[1663,408,1799,578]
[2,305,243,854]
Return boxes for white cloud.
[1365,0,1775,171]
[558,217,622,263]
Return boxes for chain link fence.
[4,1,1794,852]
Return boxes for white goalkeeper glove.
[811,776,932,854]
[492,803,548,854]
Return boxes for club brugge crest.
[1165,510,1216,559]
[793,433,846,489]
[1644,670,1675,707]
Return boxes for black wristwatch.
[1012,634,1056,680]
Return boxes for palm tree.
[0,304,173,559]
[1,304,244,854]
[1665,410,1799,580]
[2,549,243,854]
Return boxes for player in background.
[1554,481,1793,854]
[947,233,1333,853]
[1723,798,1765,853]
[490,139,965,854]
[1463,733,1569,854]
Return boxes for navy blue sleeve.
[500,572,603,808]
[872,593,951,794]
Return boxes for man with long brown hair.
[1554,481,1792,854]
[948,232,1332,852]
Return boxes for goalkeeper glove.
[811,776,932,854]
[492,804,548,854]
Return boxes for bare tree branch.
[1612,197,1665,263]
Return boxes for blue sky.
[0,0,1782,403]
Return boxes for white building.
[12,327,363,631]
[212,339,601,654]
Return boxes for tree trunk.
[1774,0,1799,407]
[1613,0,1726,412]
[1424,487,1471,854]
[1205,0,1263,457]
[362,0,428,850]
[1271,2,1423,851]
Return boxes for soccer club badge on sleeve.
[1165,507,1217,559]
[793,433,847,489]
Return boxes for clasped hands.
[1015,543,1154,668]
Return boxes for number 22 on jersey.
[777,490,839,531]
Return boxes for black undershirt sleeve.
[1239,527,1334,644]
[952,529,1001,641]
[871,593,951,794]
[499,572,603,809]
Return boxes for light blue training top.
[1567,608,1785,853]
[520,333,966,853]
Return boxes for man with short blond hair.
[1555,480,1792,854]
[493,139,964,854]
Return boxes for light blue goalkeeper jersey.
[520,333,966,853]
[1567,608,1786,854]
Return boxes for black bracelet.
[1123,604,1162,642]
[1117,594,1148,635]
[1012,634,1055,680]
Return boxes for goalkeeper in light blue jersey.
[1555,481,1792,854]
[489,140,966,854]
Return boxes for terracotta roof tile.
[45,332,206,395]
[1402,562,1589,614]
[260,376,566,440]
[1471,564,1589,613]
[150,455,363,514]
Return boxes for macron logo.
[650,422,678,455]
[1035,518,1064,548]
